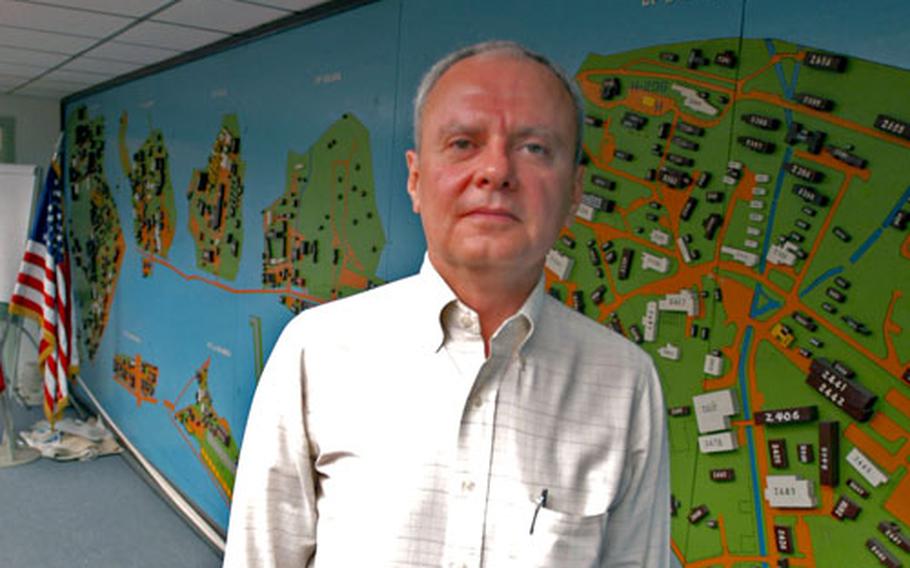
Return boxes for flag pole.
[0,310,40,468]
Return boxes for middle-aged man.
[224,40,669,567]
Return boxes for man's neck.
[429,254,541,353]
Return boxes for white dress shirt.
[224,257,670,567]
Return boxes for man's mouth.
[463,206,518,221]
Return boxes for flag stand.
[0,392,39,468]
[0,307,39,468]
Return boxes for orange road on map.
[112,353,158,407]
[887,388,910,416]
[844,415,907,475]
[621,55,738,87]
[843,404,910,528]
[329,142,373,292]
[145,253,327,306]
[886,474,910,531]
[680,505,818,568]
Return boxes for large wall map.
[61,1,909,563]
[65,104,388,531]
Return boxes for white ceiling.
[0,0,332,100]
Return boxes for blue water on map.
[799,266,844,298]
[737,326,768,558]
[851,184,910,264]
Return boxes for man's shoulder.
[536,294,654,370]
[284,273,422,333]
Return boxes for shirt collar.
[415,254,544,355]
[415,255,459,352]
[495,274,543,357]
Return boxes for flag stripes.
[8,155,79,425]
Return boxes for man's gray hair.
[412,40,585,164]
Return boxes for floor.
[0,398,223,568]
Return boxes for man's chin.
[438,246,533,272]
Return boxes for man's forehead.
[424,55,572,120]
[434,52,562,95]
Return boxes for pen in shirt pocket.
[529,488,548,535]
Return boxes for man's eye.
[524,143,549,156]
[450,138,473,150]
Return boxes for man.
[224,40,669,567]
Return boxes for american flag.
[8,149,79,425]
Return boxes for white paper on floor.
[19,416,122,461]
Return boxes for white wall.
[0,95,54,401]
[0,94,60,166]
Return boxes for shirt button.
[461,479,476,493]
[459,314,473,329]
[471,397,484,409]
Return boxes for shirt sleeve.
[223,323,318,567]
[600,358,671,568]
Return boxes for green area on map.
[174,358,240,502]
[119,113,177,277]
[66,106,126,361]
[262,113,385,312]
[187,114,245,281]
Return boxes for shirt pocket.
[493,500,606,568]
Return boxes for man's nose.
[475,141,513,190]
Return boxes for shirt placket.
[442,359,500,568]
[442,318,523,568]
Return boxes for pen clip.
[529,488,548,535]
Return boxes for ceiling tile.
[44,68,106,84]
[0,45,69,67]
[24,75,89,92]
[10,84,67,99]
[0,73,28,89]
[115,20,227,51]
[0,1,133,38]
[251,0,326,11]
[0,60,44,77]
[0,25,99,55]
[30,0,174,18]
[62,56,143,75]
[84,39,179,64]
[153,0,289,33]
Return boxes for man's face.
[406,53,583,278]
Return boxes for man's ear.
[565,164,585,227]
[405,149,421,214]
